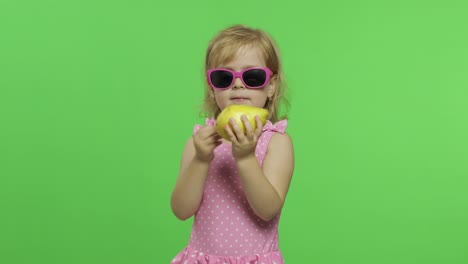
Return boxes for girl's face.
[212,46,276,111]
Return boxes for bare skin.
[170,126,222,220]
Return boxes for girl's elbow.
[171,206,194,221]
[175,212,192,221]
[258,212,278,222]
[170,201,193,221]
[259,215,274,222]
[257,202,284,221]
[256,208,281,222]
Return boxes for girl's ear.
[268,75,278,98]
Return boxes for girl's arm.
[170,126,221,220]
[236,132,294,221]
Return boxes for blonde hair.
[201,24,289,123]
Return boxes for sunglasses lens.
[210,70,233,89]
[243,69,267,87]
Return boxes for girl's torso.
[171,118,288,264]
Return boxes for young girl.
[170,24,294,264]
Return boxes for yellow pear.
[216,105,269,140]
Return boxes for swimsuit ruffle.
[171,246,284,264]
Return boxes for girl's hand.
[225,115,263,160]
[193,126,222,162]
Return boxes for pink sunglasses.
[207,67,273,90]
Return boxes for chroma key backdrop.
[1,0,467,263]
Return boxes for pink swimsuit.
[171,118,288,264]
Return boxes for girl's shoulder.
[265,119,293,152]
[262,119,288,134]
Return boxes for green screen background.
[1,0,467,263]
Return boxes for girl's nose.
[232,77,245,89]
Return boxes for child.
[170,24,294,264]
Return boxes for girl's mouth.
[232,97,247,102]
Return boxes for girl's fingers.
[209,133,222,143]
[206,126,220,137]
[229,117,246,141]
[211,139,222,148]
[225,116,264,142]
[224,122,238,142]
[242,115,254,139]
[195,128,213,140]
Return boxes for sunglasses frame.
[207,67,273,90]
